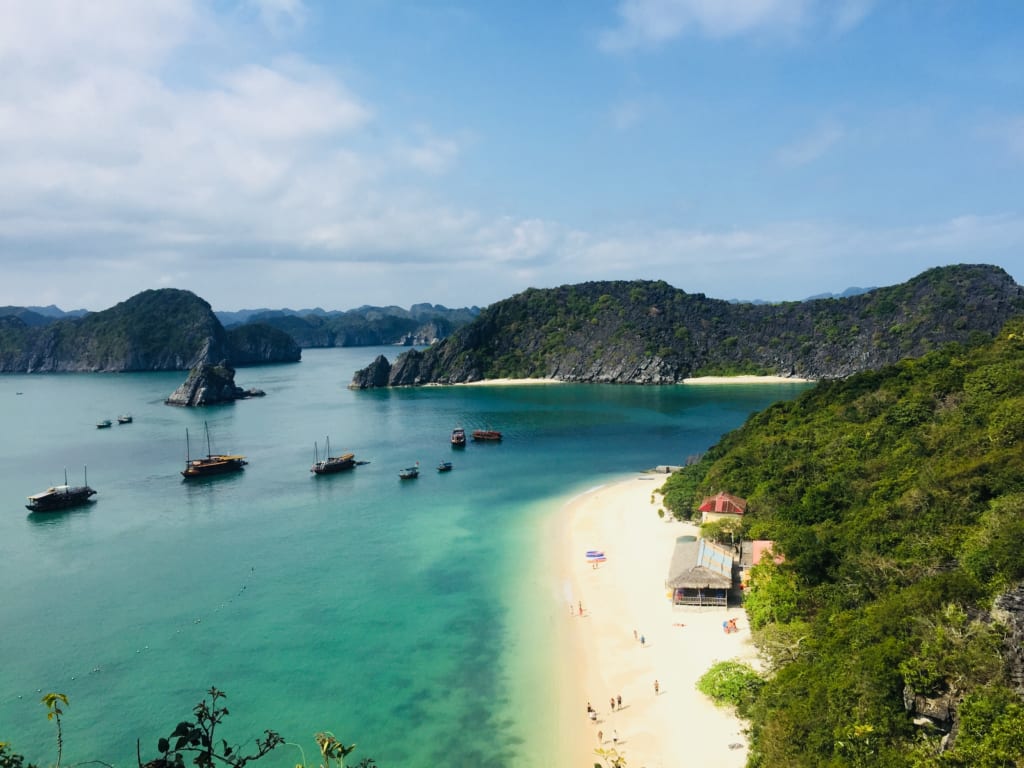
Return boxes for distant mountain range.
[350,264,1024,387]
[215,303,481,348]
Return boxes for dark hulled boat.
[311,437,357,475]
[27,468,97,512]
[182,423,247,479]
[471,429,502,442]
[451,427,466,447]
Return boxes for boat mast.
[205,421,213,458]
[185,428,191,463]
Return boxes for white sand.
[683,375,812,385]
[455,377,564,386]
[557,475,758,768]
[453,375,812,386]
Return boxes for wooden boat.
[399,462,420,479]
[471,429,502,442]
[27,467,96,512]
[311,437,357,475]
[181,423,247,479]
[117,414,133,424]
[450,427,466,447]
[96,419,112,429]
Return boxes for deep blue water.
[0,348,810,767]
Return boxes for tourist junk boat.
[181,422,247,479]
[471,429,502,442]
[26,467,97,513]
[311,437,357,475]
[399,462,420,479]
[450,427,466,447]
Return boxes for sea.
[0,347,811,767]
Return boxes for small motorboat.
[437,461,453,472]
[399,462,420,479]
[117,414,133,424]
[96,419,112,429]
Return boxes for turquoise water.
[0,348,810,767]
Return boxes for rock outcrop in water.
[165,362,266,407]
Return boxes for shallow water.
[0,348,810,766]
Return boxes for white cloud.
[832,0,874,33]
[599,0,875,51]
[398,136,462,175]
[600,0,811,51]
[248,0,307,33]
[776,120,845,166]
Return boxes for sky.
[1,0,1022,312]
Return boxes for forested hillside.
[350,264,1024,387]
[661,321,1024,766]
[0,289,299,372]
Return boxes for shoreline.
[555,474,758,767]
[453,375,812,387]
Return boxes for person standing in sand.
[610,696,615,712]
[654,679,660,695]
[617,694,622,709]
[597,730,603,744]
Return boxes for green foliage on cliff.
[366,264,1024,386]
[0,289,298,372]
[661,320,1024,766]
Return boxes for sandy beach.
[456,375,811,386]
[557,475,758,768]
[682,375,812,385]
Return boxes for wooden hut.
[667,566,733,607]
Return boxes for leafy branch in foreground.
[139,687,283,768]
[42,693,69,768]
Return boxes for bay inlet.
[0,347,810,767]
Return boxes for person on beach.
[654,679,660,695]
[598,730,603,744]
[633,629,638,641]
[579,600,583,616]
[640,634,645,647]
[617,694,622,709]
[610,696,615,712]
[613,729,618,745]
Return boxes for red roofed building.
[698,492,747,524]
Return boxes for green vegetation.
[661,320,1024,766]
[2,689,377,768]
[373,264,1024,387]
[696,661,765,716]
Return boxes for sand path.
[558,475,758,768]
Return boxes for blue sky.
[1,0,1022,311]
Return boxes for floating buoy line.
[4,566,259,706]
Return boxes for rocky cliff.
[350,264,1024,387]
[164,362,266,406]
[0,289,300,372]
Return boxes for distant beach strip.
[455,375,813,386]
